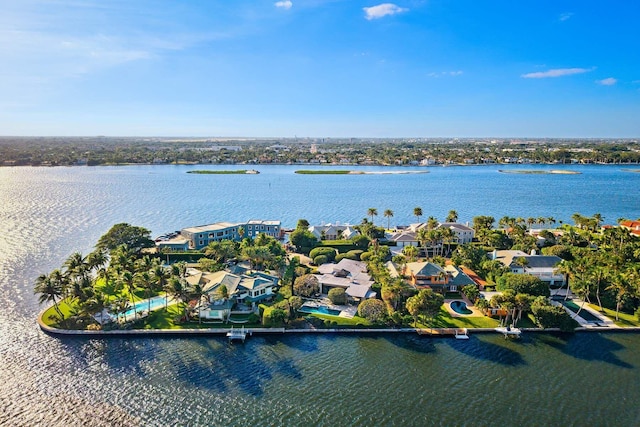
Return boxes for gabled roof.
[438,222,474,232]
[388,231,418,242]
[492,250,562,269]
[405,261,446,277]
[443,265,475,286]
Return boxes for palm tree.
[135,271,154,314]
[383,209,394,230]
[34,273,64,320]
[152,265,170,300]
[86,249,108,272]
[120,271,137,320]
[606,272,632,321]
[526,217,536,230]
[446,210,458,223]
[167,277,191,321]
[367,208,378,224]
[413,206,423,223]
[402,245,418,262]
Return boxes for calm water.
[1,164,639,426]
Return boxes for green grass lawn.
[307,313,372,327]
[587,303,640,327]
[424,307,500,329]
[40,299,77,326]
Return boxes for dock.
[226,326,249,342]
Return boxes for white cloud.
[597,77,617,86]
[428,70,463,78]
[521,68,593,78]
[559,12,573,22]
[274,1,292,9]
[363,3,408,20]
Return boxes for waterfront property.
[314,259,376,301]
[308,223,358,240]
[177,219,281,250]
[387,221,475,248]
[191,268,279,321]
[402,262,475,293]
[490,249,565,286]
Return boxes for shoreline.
[37,309,640,338]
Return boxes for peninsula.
[36,213,640,337]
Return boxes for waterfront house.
[403,262,474,293]
[245,220,282,240]
[314,259,376,301]
[155,235,190,251]
[490,250,565,286]
[437,222,475,244]
[179,220,281,250]
[620,220,640,237]
[188,269,279,320]
[308,223,358,241]
[387,230,419,248]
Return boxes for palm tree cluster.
[34,245,174,327]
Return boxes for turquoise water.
[122,296,167,318]
[299,304,342,316]
[450,300,472,315]
[0,164,639,426]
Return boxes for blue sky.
[1,0,639,137]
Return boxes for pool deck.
[444,297,484,317]
[551,298,616,328]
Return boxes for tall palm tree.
[606,272,632,321]
[120,271,137,320]
[34,273,64,320]
[402,245,418,262]
[152,264,170,294]
[135,271,154,314]
[383,209,394,230]
[367,208,378,224]
[413,206,423,223]
[167,277,191,321]
[446,210,458,223]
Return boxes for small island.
[498,169,581,175]
[295,170,428,175]
[187,169,259,174]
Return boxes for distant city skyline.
[1,1,639,138]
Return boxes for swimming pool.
[560,300,601,322]
[299,304,342,316]
[449,300,473,315]
[123,295,167,318]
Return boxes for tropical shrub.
[293,274,320,297]
[328,288,347,305]
[309,246,337,261]
[314,255,329,265]
[357,299,387,322]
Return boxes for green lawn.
[307,313,372,327]
[40,299,77,326]
[587,303,640,327]
[425,307,500,329]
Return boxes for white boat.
[454,328,470,340]
[495,325,522,338]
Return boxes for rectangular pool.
[561,300,601,322]
[299,304,342,316]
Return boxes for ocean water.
[1,164,639,426]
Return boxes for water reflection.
[538,333,634,369]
